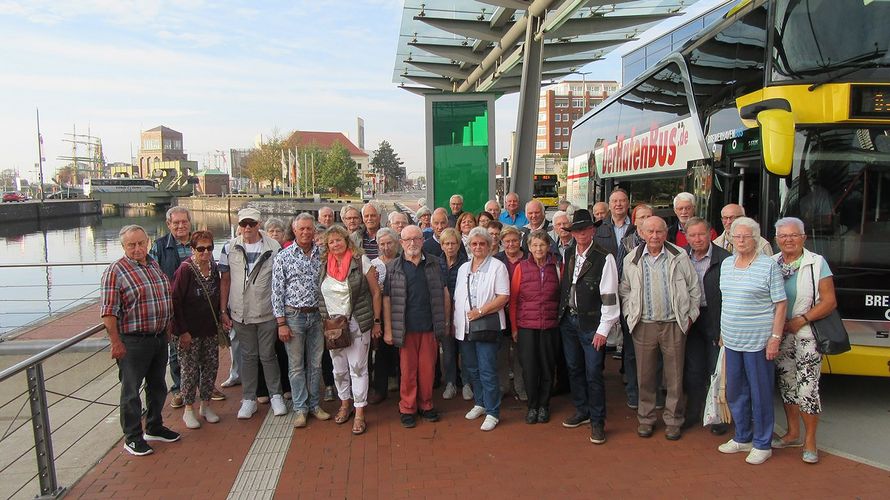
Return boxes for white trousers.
[330,318,371,407]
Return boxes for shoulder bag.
[809,265,850,355]
[465,273,501,343]
[188,260,229,348]
[323,314,353,350]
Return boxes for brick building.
[137,126,187,178]
[536,80,620,156]
[287,131,371,195]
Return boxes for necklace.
[735,255,755,270]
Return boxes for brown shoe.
[665,425,682,441]
[637,423,654,438]
[169,392,184,409]
[367,391,386,405]
[211,388,226,401]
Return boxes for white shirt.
[320,255,372,317]
[572,242,620,338]
[452,256,510,341]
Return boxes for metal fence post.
[26,363,65,498]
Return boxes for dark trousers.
[168,342,181,393]
[620,315,637,402]
[517,328,558,410]
[684,313,719,422]
[372,341,398,396]
[322,349,334,387]
[118,334,168,441]
[560,314,606,425]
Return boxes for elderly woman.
[416,206,433,237]
[486,221,503,255]
[477,211,494,228]
[439,228,469,400]
[456,212,478,255]
[454,227,510,431]
[718,217,787,465]
[621,204,653,253]
[772,217,836,464]
[265,218,289,247]
[171,230,222,428]
[318,225,383,435]
[509,230,561,424]
[494,225,527,400]
[367,227,400,404]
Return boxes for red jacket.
[509,254,561,332]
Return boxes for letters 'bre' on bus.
[565,0,890,378]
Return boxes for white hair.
[450,194,464,203]
[119,224,147,244]
[730,217,760,237]
[673,192,695,208]
[361,202,380,216]
[467,226,493,246]
[165,206,190,222]
[775,216,805,234]
[552,210,569,223]
[388,211,409,224]
[525,199,544,212]
[417,198,427,207]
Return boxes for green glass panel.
[432,101,489,213]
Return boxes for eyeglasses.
[721,215,740,221]
[776,233,804,241]
[731,234,754,241]
[238,220,258,228]
[194,245,214,253]
[400,237,423,243]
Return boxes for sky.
[0,0,725,182]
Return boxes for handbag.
[465,273,500,343]
[188,260,229,348]
[323,314,353,350]
[809,266,850,355]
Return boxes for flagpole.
[36,108,46,201]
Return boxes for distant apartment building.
[137,126,187,178]
[536,80,620,156]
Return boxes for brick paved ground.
[11,302,100,341]
[64,349,890,499]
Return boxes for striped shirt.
[719,255,786,352]
[641,247,673,322]
[361,230,379,260]
[100,256,173,335]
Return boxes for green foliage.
[244,136,284,190]
[370,140,405,193]
[318,142,361,196]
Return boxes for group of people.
[101,189,836,466]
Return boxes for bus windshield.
[772,0,890,81]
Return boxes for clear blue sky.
[0,0,724,181]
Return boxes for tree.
[318,142,361,196]
[55,164,83,186]
[370,140,405,193]
[244,136,285,191]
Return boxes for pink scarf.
[327,249,353,281]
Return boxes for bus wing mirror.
[756,109,794,177]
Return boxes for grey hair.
[415,206,431,218]
[673,192,695,208]
[340,205,359,219]
[318,206,335,217]
[484,199,500,210]
[730,216,760,238]
[450,194,464,203]
[165,206,190,222]
[525,199,545,212]
[119,224,147,244]
[775,216,805,234]
[361,202,380,216]
[552,210,569,222]
[264,217,286,232]
[467,226,493,246]
[292,212,315,227]
[565,204,576,218]
[388,211,409,224]
[417,198,427,207]
[376,227,399,244]
[685,216,711,232]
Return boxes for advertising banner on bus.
[566,152,590,209]
[594,116,707,178]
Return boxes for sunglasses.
[194,245,214,253]
[238,220,258,228]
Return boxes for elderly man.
[340,205,362,233]
[557,209,620,445]
[520,200,551,249]
[318,206,335,227]
[102,225,180,456]
[592,202,609,222]
[384,225,451,428]
[669,192,716,247]
[351,202,381,259]
[220,208,286,420]
[714,203,772,255]
[447,194,464,227]
[549,210,574,260]
[557,199,571,212]
[422,207,467,260]
[683,217,731,434]
[388,211,410,235]
[484,199,501,220]
[272,213,330,428]
[620,216,700,441]
[499,192,529,227]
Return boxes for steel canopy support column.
[510,15,544,204]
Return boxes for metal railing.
[0,324,112,499]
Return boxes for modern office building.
[535,79,620,156]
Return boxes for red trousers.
[399,331,438,414]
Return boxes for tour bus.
[567,0,890,377]
[82,178,158,196]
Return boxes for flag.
[280,149,287,182]
[39,133,46,162]
[288,148,295,189]
[294,147,301,187]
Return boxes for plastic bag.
[703,346,732,426]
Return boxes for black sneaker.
[419,408,440,422]
[124,439,154,456]
[525,408,538,424]
[562,412,591,428]
[589,423,606,444]
[400,413,417,428]
[143,426,181,443]
[537,407,550,424]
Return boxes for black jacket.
[689,242,731,340]
[151,233,188,280]
[557,242,610,331]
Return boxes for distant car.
[3,191,27,202]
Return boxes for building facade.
[535,80,620,156]
[137,126,187,178]
[287,131,371,196]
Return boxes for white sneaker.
[221,376,241,388]
[443,383,457,400]
[718,439,753,454]
[480,415,499,431]
[270,394,288,416]
[745,448,772,465]
[462,384,474,401]
[465,405,486,420]
[200,405,220,423]
[183,409,201,429]
[237,399,258,419]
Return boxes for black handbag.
[809,266,850,355]
[465,273,501,343]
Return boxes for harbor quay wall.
[175,196,393,220]
[0,199,101,222]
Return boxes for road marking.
[227,408,295,499]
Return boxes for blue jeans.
[459,339,500,419]
[283,310,324,413]
[168,342,181,393]
[725,347,775,450]
[560,314,606,425]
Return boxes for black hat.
[568,209,601,231]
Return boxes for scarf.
[327,249,353,282]
[778,253,803,280]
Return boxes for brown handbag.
[323,314,353,350]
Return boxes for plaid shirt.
[100,255,173,335]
